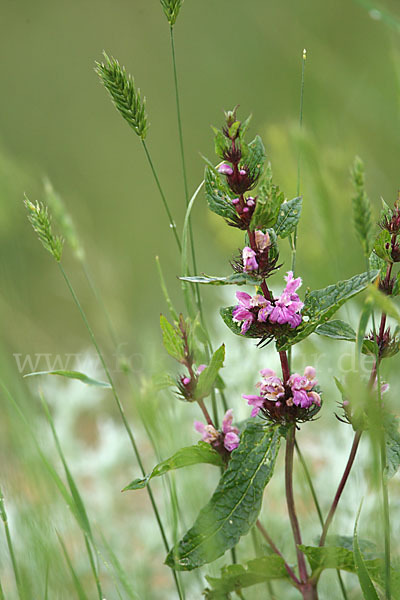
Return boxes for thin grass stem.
[141,139,182,251]
[57,263,184,600]
[0,490,23,600]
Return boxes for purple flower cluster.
[243,366,321,417]
[194,408,240,452]
[232,271,304,334]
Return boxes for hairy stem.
[285,426,308,583]
[58,264,184,600]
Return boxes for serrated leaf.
[123,442,223,491]
[195,345,225,400]
[274,197,302,239]
[369,251,386,276]
[276,271,379,351]
[353,508,380,599]
[204,556,290,598]
[160,314,185,362]
[180,273,261,286]
[249,165,284,231]
[384,413,400,479]
[204,167,238,221]
[213,128,231,161]
[165,422,281,570]
[314,320,356,341]
[24,370,111,388]
[352,156,374,257]
[244,135,266,184]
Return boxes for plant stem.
[57,263,184,600]
[319,430,362,547]
[0,490,23,600]
[169,26,201,311]
[285,426,308,584]
[141,139,182,252]
[256,520,301,586]
[295,441,349,599]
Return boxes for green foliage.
[24,196,63,262]
[273,196,302,239]
[165,422,281,570]
[351,156,374,257]
[384,413,400,479]
[204,555,289,598]
[204,166,238,221]
[160,0,184,26]
[367,285,400,325]
[96,53,147,139]
[57,534,90,600]
[123,442,224,491]
[244,135,266,184]
[180,273,261,286]
[249,163,284,231]
[373,229,392,262]
[277,270,378,351]
[160,315,185,362]
[195,344,225,400]
[24,370,111,388]
[212,128,232,161]
[353,509,379,599]
[369,251,386,277]
[314,320,356,341]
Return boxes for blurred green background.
[1,0,400,598]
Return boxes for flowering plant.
[21,2,400,598]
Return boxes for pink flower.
[221,409,240,451]
[243,365,320,417]
[218,163,233,176]
[194,409,239,452]
[232,292,255,334]
[242,394,265,417]
[288,367,321,408]
[242,247,258,272]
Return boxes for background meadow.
[1,0,400,598]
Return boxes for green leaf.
[277,271,379,351]
[123,442,224,491]
[160,315,185,363]
[353,508,379,599]
[220,306,261,339]
[180,273,261,286]
[374,229,392,262]
[212,128,231,161]
[24,370,111,388]
[244,135,266,184]
[369,251,386,277]
[204,167,238,222]
[249,164,284,231]
[366,285,400,325]
[195,345,225,400]
[165,422,281,570]
[384,413,400,479]
[204,556,290,598]
[352,156,374,257]
[314,320,356,341]
[273,197,302,239]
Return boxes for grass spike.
[24,196,63,262]
[95,53,148,139]
[160,0,184,26]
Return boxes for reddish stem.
[285,426,308,583]
[319,430,362,546]
[256,520,301,586]
[198,399,213,426]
